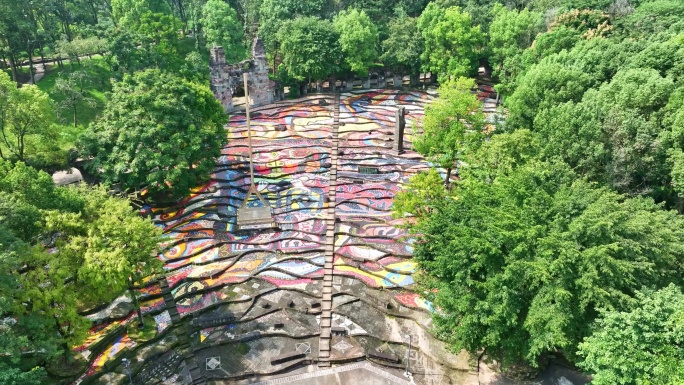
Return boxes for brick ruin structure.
[209,38,280,112]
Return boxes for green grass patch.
[236,342,251,355]
[126,315,158,343]
[37,56,111,129]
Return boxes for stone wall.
[209,38,279,112]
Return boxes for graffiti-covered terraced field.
[75,90,478,385]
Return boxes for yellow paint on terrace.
[386,260,417,274]
[187,258,231,278]
[334,264,390,287]
[338,121,381,133]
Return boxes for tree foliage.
[381,10,423,74]
[0,160,161,373]
[0,72,61,166]
[578,284,684,385]
[333,8,379,75]
[201,0,245,62]
[412,161,684,367]
[258,0,328,52]
[488,4,543,93]
[111,0,172,29]
[52,70,97,128]
[417,3,484,80]
[392,169,449,223]
[277,17,343,82]
[81,69,227,199]
[413,77,484,184]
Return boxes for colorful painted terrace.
[73,89,498,385]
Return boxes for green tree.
[417,2,484,80]
[459,129,541,182]
[413,77,484,185]
[137,12,184,70]
[43,185,162,322]
[201,0,245,62]
[0,366,45,385]
[413,161,684,367]
[534,68,675,202]
[258,0,327,53]
[277,17,343,82]
[505,61,591,129]
[181,51,210,83]
[619,0,684,37]
[578,284,684,385]
[81,69,228,199]
[333,8,379,75]
[517,26,582,76]
[0,160,162,359]
[105,27,149,74]
[111,0,172,29]
[0,231,48,384]
[0,73,59,164]
[392,168,449,223]
[52,70,97,128]
[381,9,423,76]
[487,4,543,93]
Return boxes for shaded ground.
[480,363,590,385]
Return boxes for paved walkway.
[251,362,411,385]
[317,93,341,367]
[27,63,46,84]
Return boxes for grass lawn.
[0,57,112,170]
[127,315,158,342]
[37,56,111,129]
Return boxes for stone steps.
[317,93,341,367]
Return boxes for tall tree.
[0,160,162,360]
[381,9,423,77]
[578,284,684,385]
[412,161,684,367]
[417,2,484,80]
[201,0,245,62]
[111,0,172,29]
[505,61,591,130]
[333,8,379,75]
[277,17,343,82]
[43,185,162,319]
[413,77,484,185]
[136,12,183,70]
[52,70,96,127]
[258,0,327,54]
[534,68,675,203]
[0,72,59,164]
[392,168,448,223]
[80,69,227,199]
[487,4,543,94]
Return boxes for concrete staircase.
[317,93,340,367]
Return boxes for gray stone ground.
[217,362,411,385]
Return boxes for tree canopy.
[277,17,343,82]
[201,0,245,62]
[2,0,684,381]
[333,8,379,75]
[80,68,227,199]
[0,72,62,168]
[417,3,484,80]
[577,284,684,384]
[0,160,161,377]
[413,77,484,185]
[411,160,684,366]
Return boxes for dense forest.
[1,0,683,383]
